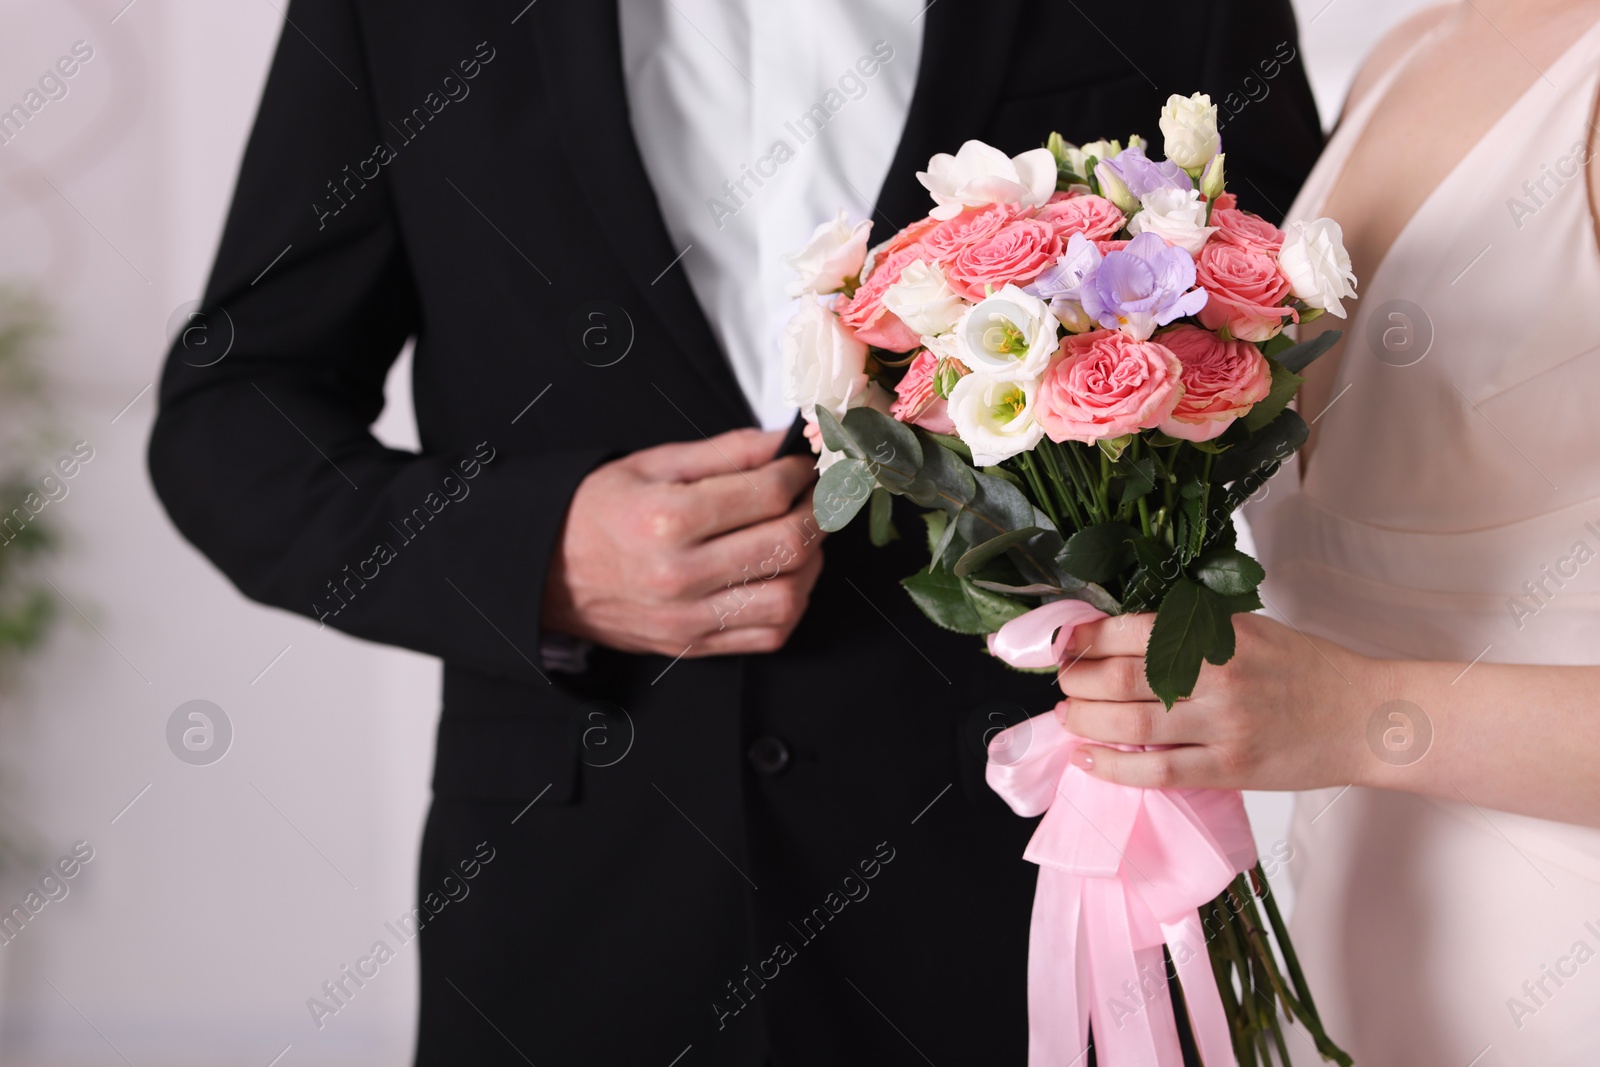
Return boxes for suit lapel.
[529,0,756,426]
[529,0,1031,427]
[872,0,1031,232]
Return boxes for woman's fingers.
[1065,613,1157,658]
[1058,698,1207,747]
[1068,741,1220,789]
[1057,654,1157,701]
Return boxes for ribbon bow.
[985,600,1257,1067]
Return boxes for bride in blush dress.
[1049,1,1600,1062]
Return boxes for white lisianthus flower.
[954,285,1061,382]
[1052,136,1123,176]
[1159,93,1221,175]
[917,140,1058,220]
[1279,218,1358,317]
[882,259,966,337]
[785,211,872,297]
[780,300,870,421]
[947,373,1045,466]
[1127,187,1218,256]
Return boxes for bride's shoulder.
[1338,4,1459,121]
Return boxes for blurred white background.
[0,1,1428,1063]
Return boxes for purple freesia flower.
[1024,233,1102,330]
[1078,231,1209,340]
[1096,144,1191,201]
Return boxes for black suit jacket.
[148,1,1320,1063]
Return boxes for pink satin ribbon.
[985,600,1257,1067]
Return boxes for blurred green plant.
[0,287,59,668]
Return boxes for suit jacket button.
[747,735,790,776]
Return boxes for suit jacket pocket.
[433,666,585,803]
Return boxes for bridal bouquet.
[782,95,1354,1066]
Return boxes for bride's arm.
[1052,613,1600,829]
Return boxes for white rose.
[1127,187,1217,256]
[780,300,870,420]
[1279,218,1358,317]
[785,210,871,297]
[953,285,1060,382]
[947,373,1045,466]
[882,259,966,337]
[1159,93,1221,174]
[916,140,1058,221]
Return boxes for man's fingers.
[1069,743,1215,789]
[634,428,786,483]
[1058,698,1202,748]
[1056,655,1157,702]
[687,625,796,657]
[682,455,818,539]
[685,498,823,594]
[697,552,823,631]
[1066,613,1158,658]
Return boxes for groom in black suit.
[149,0,1320,1062]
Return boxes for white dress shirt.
[618,0,925,429]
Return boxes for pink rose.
[874,214,943,262]
[1095,238,1131,255]
[888,349,961,434]
[1194,241,1295,342]
[1033,194,1126,243]
[1156,325,1273,441]
[1211,207,1284,255]
[837,243,926,351]
[1209,192,1238,212]
[920,203,1020,262]
[945,219,1063,300]
[1035,329,1185,443]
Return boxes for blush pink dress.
[1245,13,1600,1066]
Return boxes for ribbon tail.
[1027,870,1090,1067]
[1082,877,1185,1067]
[1162,915,1238,1067]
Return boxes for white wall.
[0,0,1428,1062]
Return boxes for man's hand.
[542,428,824,657]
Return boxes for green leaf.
[812,458,874,532]
[970,579,1067,597]
[1243,358,1305,432]
[1270,329,1341,374]
[1212,409,1308,486]
[922,510,948,558]
[923,430,973,463]
[905,431,978,510]
[842,407,923,489]
[868,486,898,547]
[814,406,865,460]
[1116,455,1157,507]
[1194,546,1265,596]
[900,570,1029,635]
[1057,521,1139,583]
[954,526,1045,577]
[1145,577,1222,708]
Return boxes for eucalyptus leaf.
[1271,329,1341,374]
[906,432,978,509]
[923,431,973,463]
[842,406,923,489]
[813,406,864,460]
[868,486,898,546]
[812,458,873,532]
[970,580,1068,597]
[954,527,1045,578]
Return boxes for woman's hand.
[1054,612,1388,791]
